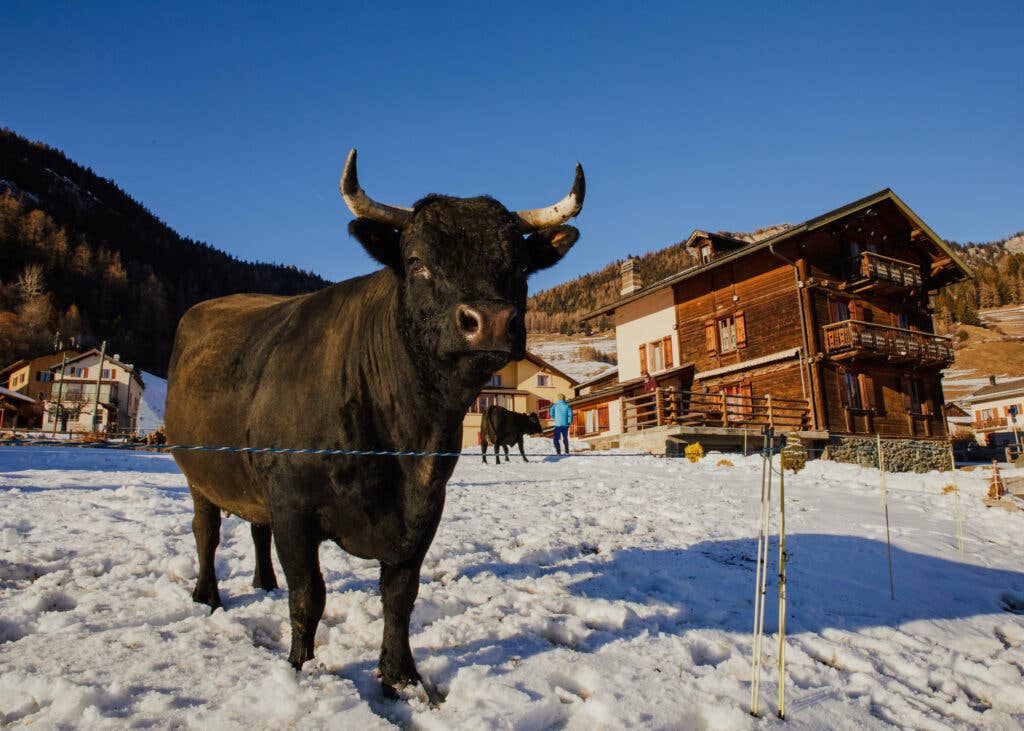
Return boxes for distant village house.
[40,349,145,434]
[462,353,576,448]
[0,348,81,430]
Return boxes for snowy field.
[3,443,1024,729]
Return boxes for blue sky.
[4,1,1022,291]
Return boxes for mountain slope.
[0,128,329,376]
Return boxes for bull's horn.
[516,163,586,232]
[339,149,413,227]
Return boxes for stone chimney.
[989,374,997,386]
[620,258,643,295]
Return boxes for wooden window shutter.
[859,373,877,411]
[837,367,849,407]
[740,380,753,415]
[663,336,673,368]
[598,405,609,431]
[734,310,747,348]
[639,344,647,374]
[889,311,900,328]
[899,374,912,411]
[705,320,718,354]
[850,300,864,322]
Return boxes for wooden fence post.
[766,394,774,428]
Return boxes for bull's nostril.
[458,306,481,335]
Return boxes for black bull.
[165,150,584,695]
[481,404,543,463]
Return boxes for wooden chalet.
[579,189,971,448]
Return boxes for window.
[36,371,53,382]
[705,313,746,354]
[900,376,929,415]
[891,311,910,330]
[582,405,609,434]
[640,336,674,373]
[537,398,552,417]
[102,369,116,380]
[699,244,712,264]
[536,374,551,387]
[68,367,88,378]
[470,392,514,413]
[649,340,664,372]
[718,317,736,352]
[843,371,862,409]
[832,300,850,323]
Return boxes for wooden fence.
[622,388,810,432]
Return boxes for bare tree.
[46,389,91,433]
[15,263,46,302]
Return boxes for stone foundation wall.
[821,436,952,473]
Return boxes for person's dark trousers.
[553,426,569,454]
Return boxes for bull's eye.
[407,257,427,276]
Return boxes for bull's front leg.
[273,517,325,669]
[378,551,428,695]
[517,437,528,462]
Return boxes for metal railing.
[622,388,810,432]
[822,320,954,365]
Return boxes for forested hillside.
[525,226,789,334]
[0,129,328,376]
[526,224,1023,334]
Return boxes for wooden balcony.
[822,320,954,366]
[843,251,923,293]
[974,417,1008,431]
[622,388,810,432]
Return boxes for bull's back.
[166,292,304,521]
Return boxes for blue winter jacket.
[550,399,573,427]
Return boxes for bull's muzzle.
[456,303,523,353]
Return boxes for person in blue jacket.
[550,393,573,455]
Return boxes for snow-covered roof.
[0,386,36,404]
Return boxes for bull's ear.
[349,218,403,271]
[525,225,579,273]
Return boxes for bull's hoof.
[288,649,313,670]
[252,574,279,591]
[191,584,222,612]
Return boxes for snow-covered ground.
[136,371,167,434]
[982,305,1024,339]
[3,443,1024,729]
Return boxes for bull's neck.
[324,271,479,450]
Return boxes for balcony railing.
[622,388,810,432]
[974,417,1008,431]
[822,320,954,366]
[845,251,923,292]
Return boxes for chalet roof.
[0,386,35,404]
[684,230,750,251]
[582,189,973,321]
[964,377,1024,402]
[575,366,618,389]
[53,349,146,388]
[0,359,29,378]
